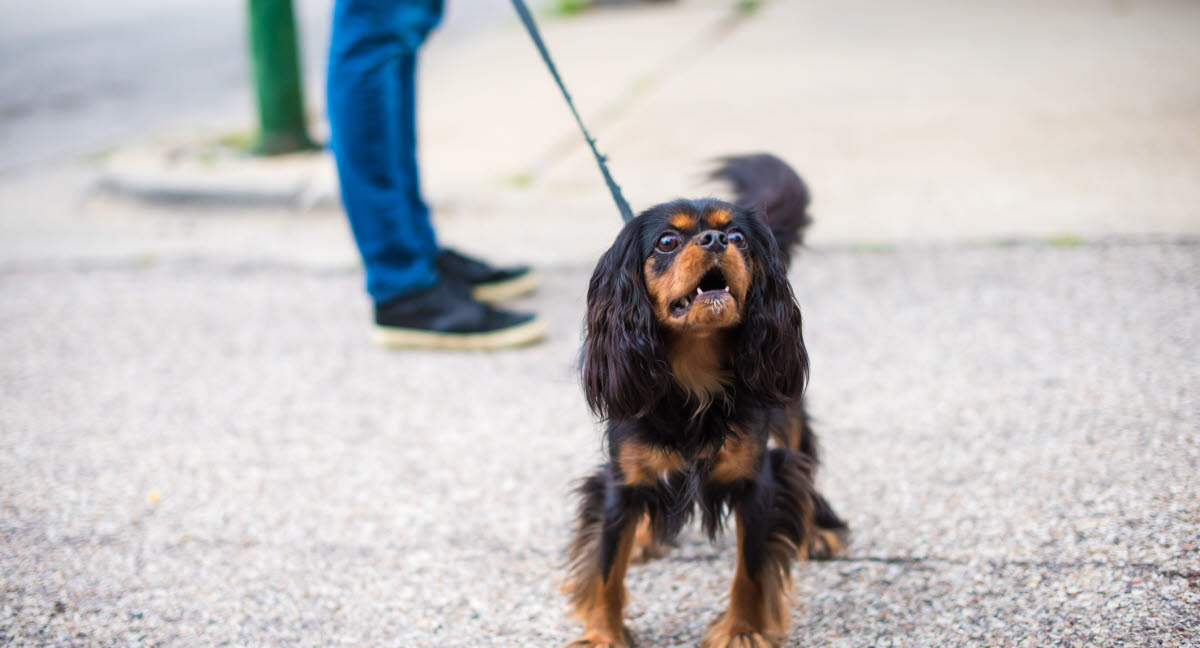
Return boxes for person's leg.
[393,51,439,269]
[326,0,544,349]
[327,0,443,304]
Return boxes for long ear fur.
[732,211,808,408]
[582,221,669,420]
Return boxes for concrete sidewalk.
[1,1,1199,647]
[84,0,1200,270]
[1,243,1196,647]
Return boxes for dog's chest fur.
[666,331,731,411]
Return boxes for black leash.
[508,0,636,223]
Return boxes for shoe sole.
[472,271,540,303]
[371,316,547,351]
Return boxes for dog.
[563,154,848,648]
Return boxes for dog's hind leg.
[808,491,849,560]
[562,467,638,648]
[701,448,815,648]
[766,400,816,459]
[766,403,849,560]
[628,512,673,564]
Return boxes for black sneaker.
[437,249,538,303]
[372,280,546,351]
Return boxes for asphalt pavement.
[0,0,508,173]
[1,0,1198,646]
[2,243,1197,647]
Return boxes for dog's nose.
[697,230,727,252]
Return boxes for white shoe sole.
[471,272,540,303]
[371,316,547,351]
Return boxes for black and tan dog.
[563,154,848,648]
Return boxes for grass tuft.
[736,0,763,15]
[553,0,591,16]
[1047,234,1084,248]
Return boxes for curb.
[96,143,341,210]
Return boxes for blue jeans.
[327,0,445,304]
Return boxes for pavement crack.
[821,555,1199,583]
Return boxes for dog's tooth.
[696,286,704,296]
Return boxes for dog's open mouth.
[669,266,731,317]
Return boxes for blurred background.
[1,1,1197,646]
[3,0,1198,263]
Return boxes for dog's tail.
[711,153,811,265]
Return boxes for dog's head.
[583,199,807,420]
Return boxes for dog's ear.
[582,220,669,420]
[733,211,808,407]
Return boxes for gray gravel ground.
[2,241,1198,647]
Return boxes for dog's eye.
[728,229,747,248]
[655,233,680,253]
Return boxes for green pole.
[247,0,318,154]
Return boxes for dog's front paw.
[700,614,780,648]
[699,630,778,648]
[563,626,635,648]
